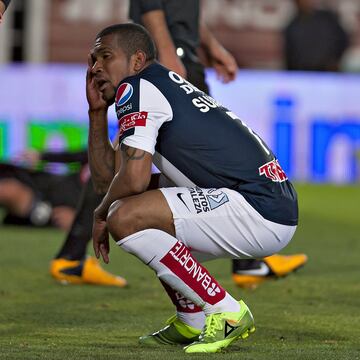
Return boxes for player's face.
[90,34,132,103]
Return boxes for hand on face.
[0,1,5,24]
[86,54,110,112]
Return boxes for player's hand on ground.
[86,53,108,112]
[92,215,110,264]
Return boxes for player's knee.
[106,200,123,238]
[0,179,26,199]
[106,199,142,241]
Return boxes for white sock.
[203,293,240,314]
[117,229,240,315]
[177,311,205,330]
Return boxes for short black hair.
[96,23,156,61]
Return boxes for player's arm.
[86,55,116,194]
[88,109,116,194]
[140,8,186,78]
[199,21,237,83]
[92,144,152,262]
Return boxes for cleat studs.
[241,331,249,339]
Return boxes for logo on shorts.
[189,187,229,214]
[177,193,191,211]
[116,83,133,106]
[207,192,229,210]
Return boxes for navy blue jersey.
[115,63,298,226]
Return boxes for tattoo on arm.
[121,144,146,161]
[88,124,115,194]
[89,146,114,194]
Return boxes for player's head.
[90,23,156,104]
[293,0,315,13]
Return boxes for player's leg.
[0,164,52,226]
[0,178,34,217]
[107,191,241,320]
[139,279,205,346]
[232,254,308,288]
[107,190,242,346]
[106,189,272,352]
[50,178,127,287]
[54,178,100,261]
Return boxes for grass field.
[0,184,360,360]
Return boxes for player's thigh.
[160,186,296,259]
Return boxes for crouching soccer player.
[87,23,298,353]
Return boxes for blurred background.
[1,0,360,184]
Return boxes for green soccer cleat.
[139,315,201,346]
[184,300,255,353]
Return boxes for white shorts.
[160,187,296,262]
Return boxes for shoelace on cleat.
[201,315,223,341]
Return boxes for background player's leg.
[0,164,53,226]
[232,255,308,288]
[54,178,100,260]
[0,178,34,217]
[50,178,127,287]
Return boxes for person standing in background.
[284,0,349,71]
[129,0,307,288]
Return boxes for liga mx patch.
[207,192,229,210]
[116,83,133,106]
[119,111,148,142]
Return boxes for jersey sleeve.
[139,0,162,14]
[116,78,173,155]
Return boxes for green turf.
[0,184,359,360]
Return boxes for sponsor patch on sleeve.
[259,159,288,182]
[118,111,148,142]
[116,83,133,106]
